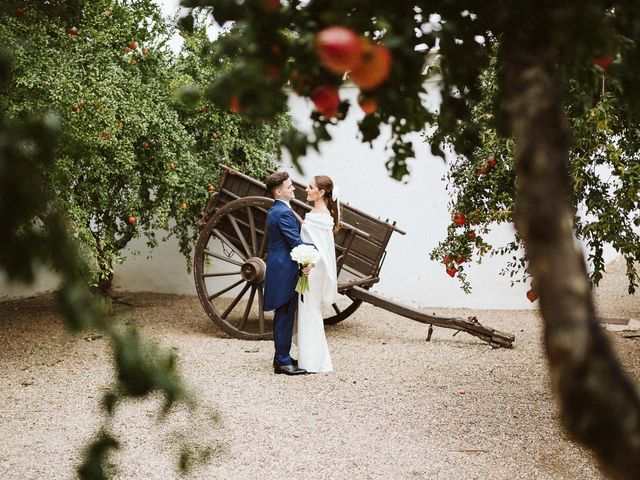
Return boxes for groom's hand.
[302,263,315,276]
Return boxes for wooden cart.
[194,166,515,348]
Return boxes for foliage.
[171,19,290,253]
[178,1,640,297]
[1,0,287,294]
[430,45,640,294]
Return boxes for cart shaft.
[346,286,515,348]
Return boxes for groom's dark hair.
[265,171,289,196]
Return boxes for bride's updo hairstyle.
[314,175,340,234]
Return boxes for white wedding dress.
[295,212,337,373]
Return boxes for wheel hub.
[241,257,266,285]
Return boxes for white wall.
[1,85,619,308]
[283,86,533,309]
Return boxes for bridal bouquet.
[290,244,319,295]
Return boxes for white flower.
[290,245,319,296]
[290,244,319,265]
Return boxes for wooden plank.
[347,235,384,263]
[341,254,376,277]
[337,269,362,282]
[341,208,390,243]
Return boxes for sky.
[156,0,181,18]
[156,0,186,52]
[155,0,224,52]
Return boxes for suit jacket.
[263,200,304,311]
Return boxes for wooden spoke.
[201,271,240,278]
[194,195,278,340]
[208,278,245,301]
[332,303,341,314]
[221,283,251,319]
[227,213,253,259]
[258,227,269,258]
[212,228,247,261]
[238,286,257,331]
[246,207,258,256]
[203,249,244,267]
[258,286,265,334]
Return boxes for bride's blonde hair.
[314,175,340,234]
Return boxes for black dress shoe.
[274,364,307,375]
[273,358,298,367]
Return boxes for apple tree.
[0,46,212,480]
[179,1,640,478]
[430,46,640,297]
[1,0,286,296]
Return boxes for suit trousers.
[273,296,298,366]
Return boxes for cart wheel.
[323,297,363,325]
[194,196,281,340]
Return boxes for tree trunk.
[502,40,640,479]
[96,269,114,298]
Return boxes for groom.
[264,172,307,375]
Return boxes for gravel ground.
[1,257,639,480]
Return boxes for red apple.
[68,27,78,38]
[169,162,176,170]
[180,203,187,210]
[453,212,466,226]
[486,156,497,169]
[128,216,136,224]
[315,26,364,74]
[358,94,378,114]
[200,105,207,113]
[349,43,392,90]
[311,86,340,118]
[468,231,477,239]
[142,142,150,148]
[592,54,613,70]
[142,47,149,56]
[208,185,215,192]
[443,254,452,264]
[15,7,25,15]
[71,104,79,112]
[526,289,538,302]
[446,266,457,278]
[229,96,242,113]
[101,130,110,140]
[212,131,219,139]
[129,40,138,50]
[455,255,466,265]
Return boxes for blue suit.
[264,200,304,366]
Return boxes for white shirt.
[275,199,292,209]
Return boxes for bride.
[295,175,340,373]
